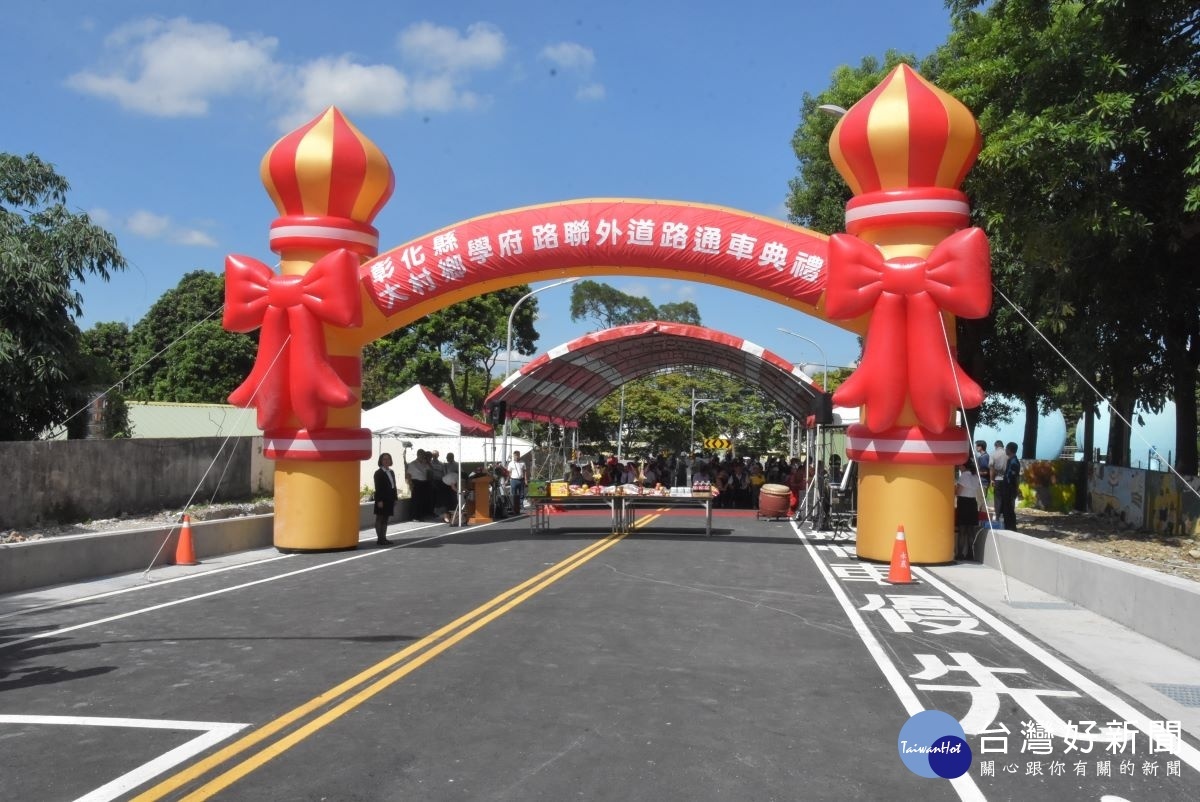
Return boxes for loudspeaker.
[488,400,507,426]
[815,392,834,425]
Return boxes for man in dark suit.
[373,453,398,546]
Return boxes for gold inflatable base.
[855,462,955,564]
[273,460,363,552]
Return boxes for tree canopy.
[786,1,1199,468]
[0,153,126,440]
[124,270,258,404]
[934,0,1199,468]
[362,286,541,415]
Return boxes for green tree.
[578,368,794,459]
[125,270,258,403]
[936,0,1200,468]
[568,280,702,330]
[655,301,703,325]
[80,321,131,380]
[0,153,126,439]
[362,286,539,416]
[78,321,132,437]
[568,280,659,329]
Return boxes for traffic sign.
[703,438,731,450]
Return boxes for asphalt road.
[1,508,1197,801]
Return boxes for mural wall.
[1088,463,1147,529]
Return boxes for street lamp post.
[776,327,828,393]
[503,277,580,462]
[777,328,831,504]
[689,388,716,457]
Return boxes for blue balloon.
[971,395,1067,459]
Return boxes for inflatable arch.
[223,64,991,563]
[485,321,826,427]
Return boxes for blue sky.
[5,1,956,376]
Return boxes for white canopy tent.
[359,385,534,501]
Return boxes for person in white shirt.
[428,450,446,519]
[954,459,986,560]
[506,451,528,513]
[406,449,433,520]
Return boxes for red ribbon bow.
[223,249,362,431]
[824,227,991,433]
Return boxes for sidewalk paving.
[929,560,1200,738]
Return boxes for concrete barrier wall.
[0,503,382,595]
[977,528,1200,662]
[2,437,272,529]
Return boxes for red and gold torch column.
[223,107,394,551]
[824,65,992,563]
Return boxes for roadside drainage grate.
[1149,683,1200,707]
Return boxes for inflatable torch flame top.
[822,64,992,441]
[828,64,981,238]
[260,106,395,257]
[829,64,981,195]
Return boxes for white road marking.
[0,523,481,651]
[0,525,457,622]
[914,565,1200,773]
[792,524,986,801]
[0,554,295,622]
[0,714,247,802]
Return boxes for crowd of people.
[557,451,853,514]
[399,448,463,525]
[373,439,1019,562]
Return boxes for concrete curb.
[0,502,394,596]
[976,527,1200,661]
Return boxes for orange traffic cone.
[885,524,915,584]
[174,514,199,566]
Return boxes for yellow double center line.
[134,519,656,800]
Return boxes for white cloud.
[398,21,506,73]
[68,18,508,126]
[127,210,170,238]
[172,229,218,247]
[66,18,278,116]
[672,283,698,300]
[540,42,595,72]
[280,56,410,129]
[540,42,603,103]
[125,210,214,247]
[575,82,606,101]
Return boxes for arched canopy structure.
[483,321,824,428]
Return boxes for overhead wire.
[139,332,289,581]
[940,312,1012,603]
[992,285,1200,504]
[44,305,224,441]
[939,279,1200,602]
[35,295,282,580]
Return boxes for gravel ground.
[1,501,275,542]
[5,503,1198,585]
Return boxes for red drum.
[758,483,790,519]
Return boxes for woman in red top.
[786,459,809,517]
